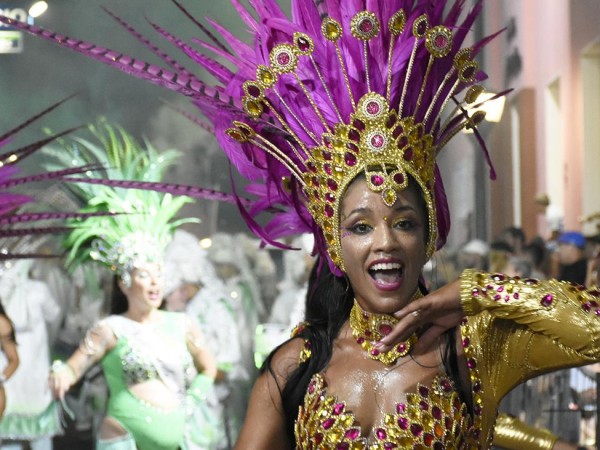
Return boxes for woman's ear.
[117,276,129,296]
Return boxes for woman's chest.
[295,364,473,449]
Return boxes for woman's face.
[339,177,427,314]
[120,263,164,312]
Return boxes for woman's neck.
[123,307,158,324]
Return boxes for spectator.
[557,232,588,286]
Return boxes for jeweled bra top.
[295,371,473,449]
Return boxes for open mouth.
[368,262,404,285]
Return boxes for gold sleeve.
[493,413,558,450]
[460,269,600,366]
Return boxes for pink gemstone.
[366,101,380,115]
[344,152,357,166]
[379,324,392,335]
[462,337,470,348]
[493,273,506,281]
[371,175,385,186]
[370,348,380,356]
[327,179,338,191]
[384,443,395,450]
[325,193,335,203]
[513,293,520,299]
[434,34,448,49]
[346,142,359,152]
[440,379,452,392]
[375,428,387,440]
[308,381,316,394]
[473,380,482,392]
[541,294,554,307]
[419,400,429,411]
[403,147,413,161]
[393,173,405,185]
[397,417,409,430]
[472,289,480,297]
[583,302,592,312]
[467,358,476,369]
[324,136,333,148]
[595,309,600,316]
[323,151,332,160]
[493,294,501,301]
[324,205,334,218]
[504,295,510,302]
[356,337,365,344]
[396,403,406,413]
[324,164,332,175]
[497,286,504,292]
[397,343,407,353]
[359,18,373,33]
[322,418,335,430]
[371,134,384,148]
[345,428,360,440]
[312,177,319,187]
[277,52,291,66]
[333,402,345,415]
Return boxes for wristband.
[51,360,76,381]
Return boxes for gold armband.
[493,413,558,450]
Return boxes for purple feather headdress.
[0,99,114,259]
[1,0,504,273]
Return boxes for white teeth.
[370,262,401,271]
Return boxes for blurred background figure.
[455,239,490,274]
[488,240,515,274]
[164,229,244,449]
[585,233,600,287]
[0,260,61,450]
[0,300,19,420]
[499,226,527,256]
[556,231,588,285]
[535,193,565,249]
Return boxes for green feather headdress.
[44,121,197,282]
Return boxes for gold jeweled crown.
[225,9,489,270]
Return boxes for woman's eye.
[393,219,413,230]
[349,222,371,234]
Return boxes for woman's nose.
[373,221,396,252]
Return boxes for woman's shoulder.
[0,314,13,335]
[267,336,308,381]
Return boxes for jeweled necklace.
[349,291,422,365]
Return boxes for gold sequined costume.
[294,270,600,448]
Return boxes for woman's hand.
[49,361,75,400]
[376,279,463,353]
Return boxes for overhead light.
[472,92,506,123]
[28,1,48,18]
[199,238,212,249]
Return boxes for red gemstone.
[327,179,338,191]
[403,147,414,161]
[371,134,384,148]
[356,337,365,344]
[397,136,408,149]
[308,381,316,394]
[348,129,360,142]
[333,403,345,415]
[247,85,261,97]
[359,18,373,33]
[434,34,448,49]
[432,406,442,419]
[440,379,452,392]
[312,177,319,187]
[417,21,427,35]
[424,433,435,446]
[307,161,317,173]
[323,151,332,160]
[277,52,291,65]
[371,175,385,186]
[297,37,310,51]
[379,324,392,335]
[419,400,429,411]
[353,119,366,131]
[336,443,349,450]
[467,358,476,369]
[345,428,360,440]
[397,343,407,353]
[345,152,357,166]
[325,193,335,203]
[583,302,592,312]
[346,142,359,152]
[325,205,334,218]
[397,417,409,430]
[366,101,380,115]
[418,386,430,397]
[370,348,380,356]
[396,403,406,414]
[375,428,387,440]
[324,164,332,175]
[386,115,397,128]
[462,337,470,347]
[541,294,554,307]
[322,418,335,430]
[411,423,423,437]
[393,126,403,138]
[315,433,324,444]
[393,173,405,185]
